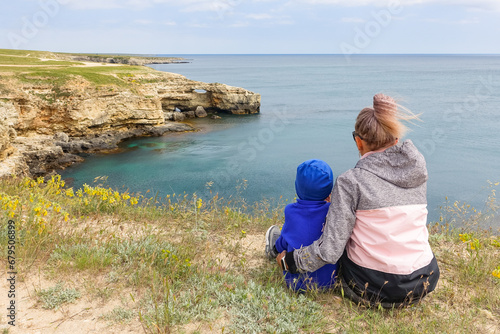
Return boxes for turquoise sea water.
[59,55,500,225]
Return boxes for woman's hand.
[276,251,287,270]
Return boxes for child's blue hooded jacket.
[275,159,337,291]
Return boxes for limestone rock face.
[173,112,186,122]
[195,106,207,118]
[0,101,17,149]
[53,132,69,143]
[12,85,165,137]
[0,69,260,177]
[157,77,261,115]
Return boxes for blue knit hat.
[295,159,333,201]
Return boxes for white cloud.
[57,0,204,10]
[244,13,293,25]
[134,19,154,25]
[230,21,250,27]
[296,0,391,5]
[295,0,500,11]
[457,17,480,24]
[340,17,366,23]
[162,20,177,26]
[246,13,274,20]
[276,19,294,25]
[59,0,122,10]
[186,22,210,28]
[100,19,121,24]
[181,1,236,13]
[52,0,500,12]
[423,17,480,24]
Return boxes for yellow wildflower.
[11,199,18,211]
[493,268,500,279]
[459,233,470,243]
[491,238,500,248]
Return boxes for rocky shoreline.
[0,50,260,178]
[2,122,194,178]
[60,53,190,66]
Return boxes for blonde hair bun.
[373,93,397,118]
[355,93,420,150]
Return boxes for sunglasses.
[352,131,364,141]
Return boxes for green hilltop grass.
[15,66,148,88]
[0,48,52,57]
[0,48,167,92]
[0,175,499,333]
[0,54,80,66]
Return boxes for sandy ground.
[0,271,142,333]
[0,232,266,333]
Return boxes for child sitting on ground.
[265,159,338,292]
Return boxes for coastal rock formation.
[63,54,189,66]
[0,67,260,178]
[0,101,17,160]
[195,106,207,118]
[158,80,261,115]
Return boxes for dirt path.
[0,272,142,333]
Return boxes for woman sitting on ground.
[277,93,440,307]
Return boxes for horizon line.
[156,53,500,56]
[4,48,500,57]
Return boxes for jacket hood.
[295,159,334,201]
[355,140,428,189]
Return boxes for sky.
[1,0,499,54]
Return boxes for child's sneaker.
[265,225,281,259]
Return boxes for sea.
[59,55,500,226]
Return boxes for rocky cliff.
[61,54,189,66]
[0,51,260,177]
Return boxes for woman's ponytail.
[355,93,419,150]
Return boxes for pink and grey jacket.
[291,140,440,304]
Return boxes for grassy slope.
[0,49,167,95]
[0,175,499,333]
